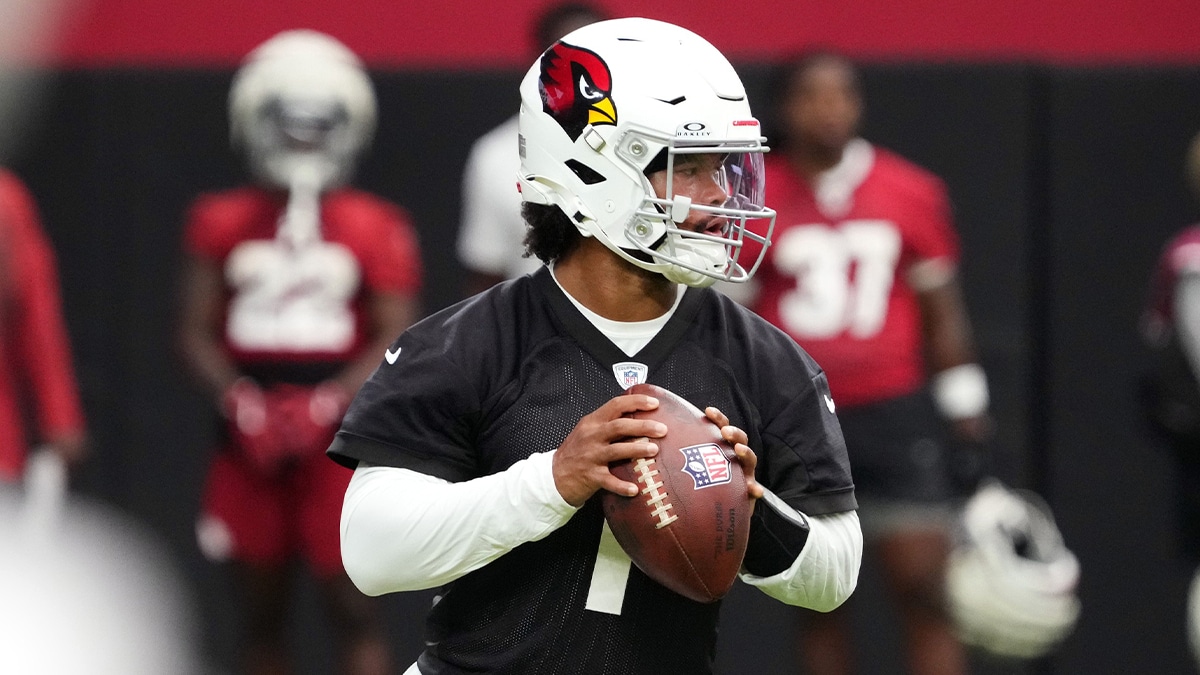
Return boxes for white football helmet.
[517,18,775,288]
[945,480,1082,659]
[229,30,376,195]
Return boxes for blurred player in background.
[1141,130,1200,672]
[455,0,608,296]
[333,18,861,674]
[177,30,422,675]
[740,52,990,675]
[0,168,87,482]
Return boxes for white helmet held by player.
[517,17,776,288]
[945,480,1082,659]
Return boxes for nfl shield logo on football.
[612,361,648,389]
[680,444,732,490]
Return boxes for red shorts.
[197,444,351,578]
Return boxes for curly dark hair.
[522,202,583,264]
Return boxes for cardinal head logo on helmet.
[538,42,617,141]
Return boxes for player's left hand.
[705,406,764,500]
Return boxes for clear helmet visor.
[627,142,776,287]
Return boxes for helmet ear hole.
[1010,530,1031,559]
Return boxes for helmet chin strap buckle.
[670,195,692,223]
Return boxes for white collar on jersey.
[814,138,875,219]
[549,265,685,357]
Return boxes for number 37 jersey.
[748,141,959,408]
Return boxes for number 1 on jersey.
[584,521,631,615]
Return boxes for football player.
[177,31,422,675]
[1144,221,1200,549]
[0,168,87,482]
[455,1,609,296]
[736,52,990,674]
[332,18,862,674]
[1142,131,1200,672]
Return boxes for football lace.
[634,457,678,529]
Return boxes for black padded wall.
[1040,67,1200,675]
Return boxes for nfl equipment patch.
[612,362,648,388]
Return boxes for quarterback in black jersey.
[330,18,862,675]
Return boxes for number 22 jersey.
[183,185,422,374]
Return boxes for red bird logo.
[538,42,617,141]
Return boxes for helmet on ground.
[229,30,376,194]
[945,480,1081,659]
[517,17,775,288]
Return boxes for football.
[601,382,752,603]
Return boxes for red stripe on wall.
[41,0,1200,67]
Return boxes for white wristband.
[931,363,989,419]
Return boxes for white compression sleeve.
[739,510,863,612]
[339,452,578,596]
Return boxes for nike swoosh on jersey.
[384,346,402,364]
[824,394,836,414]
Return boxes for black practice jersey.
[329,267,856,675]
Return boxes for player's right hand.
[552,394,666,507]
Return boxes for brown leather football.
[601,382,752,603]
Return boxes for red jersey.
[0,169,86,479]
[750,141,959,407]
[184,186,422,371]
